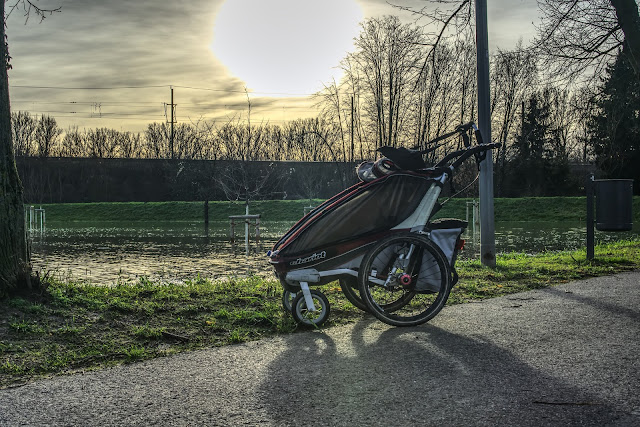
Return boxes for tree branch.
[7,0,61,23]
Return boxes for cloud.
[5,0,540,132]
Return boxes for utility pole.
[166,86,177,160]
[476,0,496,267]
[350,95,355,163]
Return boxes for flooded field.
[28,220,639,286]
[28,221,292,285]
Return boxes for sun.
[212,0,363,96]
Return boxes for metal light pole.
[476,0,496,267]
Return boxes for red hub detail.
[399,274,412,286]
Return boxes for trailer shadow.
[257,319,626,426]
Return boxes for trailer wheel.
[291,290,330,327]
[339,277,368,312]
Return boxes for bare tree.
[545,86,574,161]
[282,118,338,162]
[535,0,629,80]
[144,120,216,160]
[60,126,86,157]
[118,131,142,159]
[317,18,486,163]
[172,123,202,159]
[33,114,61,157]
[411,38,479,164]
[216,121,267,162]
[393,0,640,80]
[214,109,277,209]
[490,43,538,193]
[322,55,370,160]
[86,128,119,158]
[316,79,348,162]
[144,122,171,159]
[391,0,472,78]
[421,43,458,141]
[344,16,424,149]
[528,0,640,82]
[57,126,144,158]
[569,87,597,163]
[263,123,284,160]
[11,110,36,156]
[454,38,478,133]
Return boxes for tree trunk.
[610,0,640,77]
[0,0,30,295]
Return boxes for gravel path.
[1,272,639,426]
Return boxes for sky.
[5,0,539,133]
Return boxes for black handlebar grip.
[451,143,499,169]
[456,122,475,132]
[451,148,478,170]
[462,132,471,148]
[474,128,484,145]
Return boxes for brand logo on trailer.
[290,251,327,266]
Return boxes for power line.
[10,83,319,96]
[173,84,316,96]
[12,100,162,106]
[25,115,167,121]
[13,100,319,112]
[11,84,169,90]
[9,84,322,129]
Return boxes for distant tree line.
[11,16,640,196]
[11,114,347,162]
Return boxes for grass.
[33,197,640,223]
[1,239,639,388]
[450,240,640,302]
[35,200,326,223]
[437,196,640,223]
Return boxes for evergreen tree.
[590,48,640,192]
[505,88,572,196]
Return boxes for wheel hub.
[399,273,412,286]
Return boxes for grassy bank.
[36,200,325,223]
[34,197,640,223]
[2,240,639,388]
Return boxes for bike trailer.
[269,170,438,286]
[270,122,497,328]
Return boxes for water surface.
[28,220,639,285]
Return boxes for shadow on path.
[541,286,640,321]
[258,319,625,426]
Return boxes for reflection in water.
[28,220,638,286]
[468,221,639,257]
[29,221,292,286]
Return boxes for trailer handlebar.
[450,142,500,170]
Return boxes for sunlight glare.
[212,0,363,96]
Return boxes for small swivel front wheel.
[291,290,331,327]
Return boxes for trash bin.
[595,179,633,231]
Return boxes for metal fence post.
[586,174,595,260]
